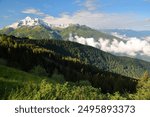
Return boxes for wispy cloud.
[21,2,150,30]
[82,0,98,11]
[22,8,46,16]
[44,15,74,25]
[69,35,150,62]
[2,15,11,19]
[145,18,150,22]
[22,8,74,24]
[144,0,150,2]
[75,0,81,4]
[21,7,149,30]
[43,10,148,30]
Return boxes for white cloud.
[75,0,81,4]
[2,15,11,19]
[22,8,46,16]
[144,36,150,42]
[111,32,129,40]
[144,0,150,2]
[21,5,150,30]
[42,10,149,30]
[75,0,98,11]
[82,0,98,11]
[44,15,74,25]
[69,34,150,62]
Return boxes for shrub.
[0,58,7,65]
[30,65,48,76]
[50,69,66,83]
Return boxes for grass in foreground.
[0,64,150,100]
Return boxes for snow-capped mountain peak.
[24,16,32,21]
[6,16,71,29]
[7,16,49,29]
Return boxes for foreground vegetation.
[0,64,149,100]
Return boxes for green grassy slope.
[0,64,149,100]
[0,26,62,40]
[0,64,48,99]
[0,64,111,100]
[0,25,121,41]
[60,25,122,41]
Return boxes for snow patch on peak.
[7,22,19,29]
[24,16,32,21]
[19,16,47,27]
[6,16,71,29]
[7,17,49,29]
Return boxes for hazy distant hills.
[101,29,150,38]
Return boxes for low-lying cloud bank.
[69,34,150,62]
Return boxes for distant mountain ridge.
[0,17,121,41]
[0,17,63,40]
[0,17,149,63]
[101,29,150,38]
[60,25,122,41]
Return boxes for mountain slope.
[30,39,150,78]
[0,34,138,94]
[1,34,149,79]
[0,17,61,40]
[0,17,121,41]
[0,26,62,40]
[9,26,62,39]
[0,64,47,99]
[59,24,122,41]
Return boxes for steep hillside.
[0,26,61,40]
[23,38,150,78]
[59,24,122,41]
[0,34,138,93]
[0,64,150,100]
[0,64,48,99]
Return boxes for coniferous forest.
[0,34,150,100]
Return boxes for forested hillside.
[0,34,138,93]
[8,35,149,78]
[0,34,150,99]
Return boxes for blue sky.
[0,0,150,30]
